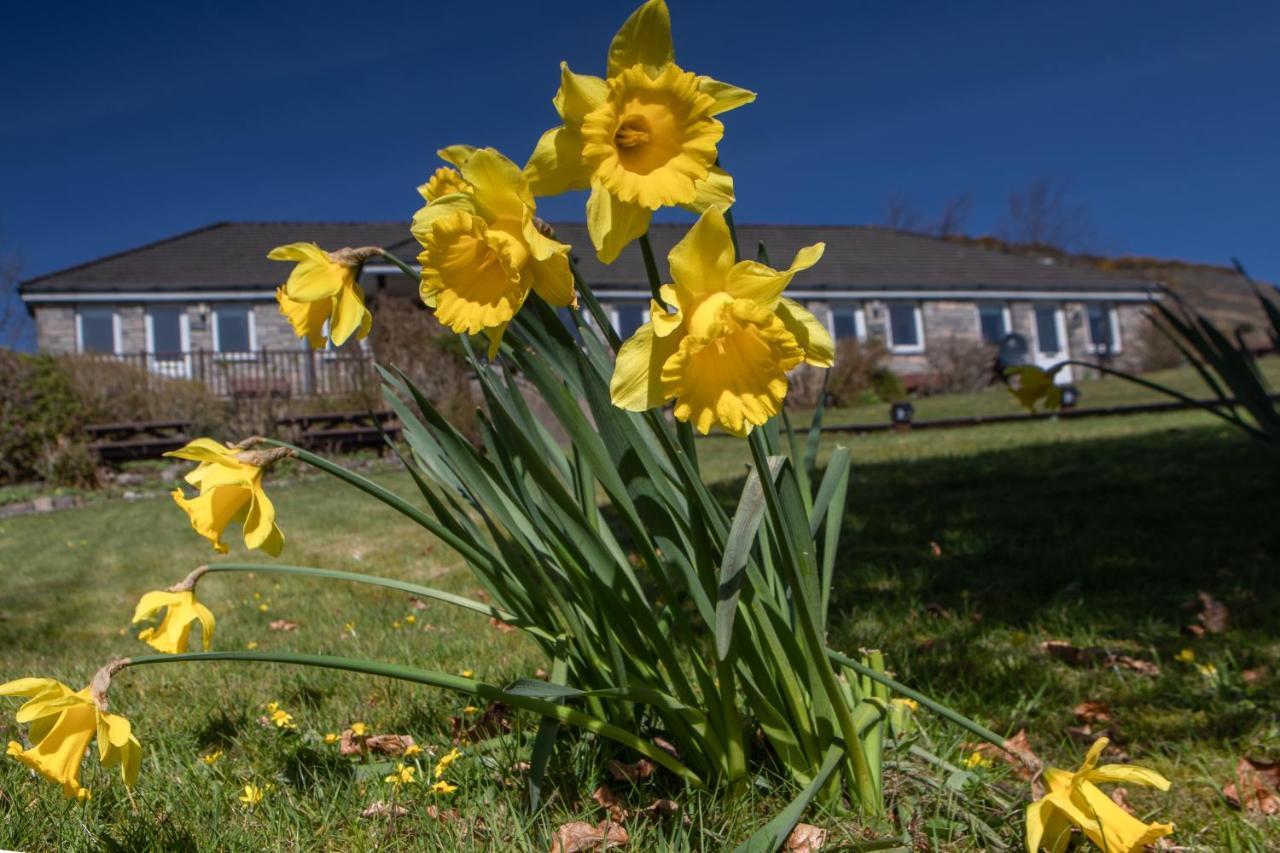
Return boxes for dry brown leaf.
[607,758,655,782]
[488,616,517,633]
[592,784,627,821]
[268,619,299,632]
[1224,757,1280,814]
[1182,624,1206,639]
[1073,700,1112,724]
[928,541,942,557]
[1041,641,1160,676]
[549,820,629,852]
[408,596,428,610]
[338,728,370,756]
[452,702,513,745]
[641,798,679,819]
[1195,591,1230,634]
[364,734,417,756]
[785,823,828,851]
[965,729,1043,785]
[361,800,408,818]
[1111,655,1161,676]
[1109,787,1135,815]
[1242,666,1268,685]
[653,737,679,759]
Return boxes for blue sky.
[3,1,1278,346]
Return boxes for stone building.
[19,221,1155,394]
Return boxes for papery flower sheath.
[1,676,141,800]
[412,146,575,356]
[609,206,830,436]
[165,438,286,556]
[1026,737,1173,853]
[269,243,374,348]
[131,589,216,654]
[524,0,754,262]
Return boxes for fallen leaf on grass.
[489,616,517,633]
[1109,787,1135,815]
[408,596,428,610]
[1192,591,1229,635]
[928,541,942,557]
[653,737,679,759]
[785,823,828,851]
[641,798,679,819]
[593,784,627,821]
[1242,667,1268,685]
[607,758,655,782]
[1224,757,1280,814]
[549,820,628,852]
[364,734,418,756]
[965,729,1044,788]
[1066,726,1129,760]
[361,800,408,818]
[268,619,299,632]
[1040,641,1160,676]
[1073,700,1112,724]
[452,703,512,744]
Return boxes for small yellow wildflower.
[258,603,269,613]
[404,743,424,757]
[200,749,223,766]
[344,621,356,634]
[405,615,416,625]
[391,620,402,630]
[462,705,480,716]
[324,733,339,745]
[384,762,417,786]
[897,698,920,712]
[350,722,367,737]
[238,783,265,806]
[434,747,462,779]
[270,709,295,729]
[253,592,262,600]
[246,641,259,650]
[964,751,993,770]
[1175,648,1196,663]
[430,780,458,795]
[459,669,475,678]
[1197,662,1218,679]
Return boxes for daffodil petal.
[525,126,591,197]
[697,76,757,115]
[437,144,477,169]
[554,63,609,126]
[775,298,834,367]
[683,166,735,214]
[1084,764,1172,790]
[328,282,370,346]
[725,243,825,305]
[668,206,735,295]
[607,0,673,79]
[462,148,533,225]
[587,181,652,264]
[610,322,681,411]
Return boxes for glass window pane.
[1034,306,1060,354]
[217,307,250,352]
[614,304,646,340]
[888,303,918,347]
[151,307,183,355]
[833,306,858,339]
[978,304,1007,344]
[1087,304,1112,352]
[80,310,115,353]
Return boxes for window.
[213,305,254,353]
[612,303,648,340]
[148,306,185,356]
[830,304,864,340]
[1033,305,1062,356]
[886,302,922,352]
[77,308,118,354]
[1086,303,1119,354]
[977,303,1010,345]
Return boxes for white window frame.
[1031,303,1068,358]
[607,301,651,339]
[975,302,1013,345]
[827,302,867,342]
[144,306,191,355]
[885,301,925,354]
[317,318,372,360]
[1085,302,1122,354]
[74,307,122,355]
[211,303,258,359]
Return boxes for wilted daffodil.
[269,243,377,348]
[609,206,831,436]
[524,0,754,262]
[1005,365,1063,413]
[1026,737,1173,853]
[132,589,215,654]
[1,670,141,800]
[412,146,575,356]
[166,438,288,556]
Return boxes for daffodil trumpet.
[166,438,292,556]
[270,244,383,349]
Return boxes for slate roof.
[20,221,1154,296]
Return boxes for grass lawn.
[1,407,1277,850]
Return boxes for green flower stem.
[722,206,743,263]
[259,439,496,572]
[375,249,421,281]
[198,562,557,644]
[637,234,664,304]
[825,648,1006,747]
[122,652,703,788]
[568,258,623,352]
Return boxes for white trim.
[1085,302,1123,354]
[23,290,277,304]
[826,301,867,342]
[1031,303,1067,359]
[885,301,925,354]
[604,300,650,338]
[211,303,258,356]
[143,306,191,354]
[974,301,1013,344]
[74,307,122,355]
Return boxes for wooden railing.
[77,350,378,399]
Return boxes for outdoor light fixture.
[1059,384,1080,409]
[890,401,915,432]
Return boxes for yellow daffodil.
[412,146,575,356]
[350,722,367,736]
[524,0,753,262]
[434,746,461,780]
[418,166,472,202]
[268,243,375,348]
[1026,737,1172,853]
[1005,365,1063,413]
[239,783,265,806]
[1,677,141,800]
[430,780,458,795]
[609,206,831,436]
[200,749,222,765]
[131,589,216,654]
[165,438,285,556]
[384,762,417,786]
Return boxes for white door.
[1031,304,1072,382]
[146,306,191,378]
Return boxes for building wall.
[34,306,77,354]
[32,300,301,354]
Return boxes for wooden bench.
[275,410,402,452]
[86,419,192,461]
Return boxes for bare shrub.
[825,338,892,406]
[1133,314,1184,372]
[61,357,229,433]
[925,334,997,394]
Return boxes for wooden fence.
[80,350,378,399]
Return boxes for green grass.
[1,409,1277,850]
